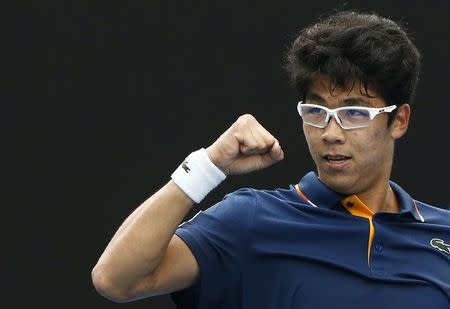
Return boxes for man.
[92,10,450,308]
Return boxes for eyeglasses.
[297,101,397,129]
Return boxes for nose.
[321,116,346,144]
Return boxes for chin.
[317,170,357,195]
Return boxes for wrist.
[171,148,227,203]
[205,146,228,175]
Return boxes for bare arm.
[91,114,284,302]
[91,180,197,301]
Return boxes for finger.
[258,145,284,169]
[240,124,277,154]
[242,140,284,171]
[255,123,278,147]
[228,152,278,175]
[232,114,279,157]
[238,128,269,154]
[240,145,272,156]
[269,140,284,161]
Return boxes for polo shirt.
[171,171,450,308]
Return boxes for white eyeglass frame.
[297,101,397,129]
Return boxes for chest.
[242,207,450,307]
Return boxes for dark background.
[5,1,449,308]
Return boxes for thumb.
[262,141,285,166]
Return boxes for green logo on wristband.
[182,161,191,173]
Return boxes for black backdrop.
[6,1,449,308]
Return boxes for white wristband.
[171,148,227,203]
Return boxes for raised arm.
[91,114,284,302]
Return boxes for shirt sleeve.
[170,188,257,308]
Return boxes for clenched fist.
[206,114,285,175]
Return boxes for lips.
[322,154,352,170]
[323,154,351,161]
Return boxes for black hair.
[284,10,421,125]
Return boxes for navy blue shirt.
[171,172,450,308]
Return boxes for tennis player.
[92,10,450,308]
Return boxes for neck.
[360,142,398,213]
[357,182,400,214]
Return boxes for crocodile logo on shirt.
[430,238,450,254]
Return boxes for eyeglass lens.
[300,106,371,128]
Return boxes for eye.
[306,107,324,115]
[345,109,368,118]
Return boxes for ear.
[390,103,410,139]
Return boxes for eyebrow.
[305,93,372,107]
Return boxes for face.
[302,75,410,195]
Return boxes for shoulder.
[178,184,303,232]
[219,184,299,205]
[224,185,301,209]
[199,185,300,219]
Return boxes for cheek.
[303,126,319,149]
[351,129,388,156]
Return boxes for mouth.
[322,154,352,170]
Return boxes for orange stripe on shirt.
[342,195,375,267]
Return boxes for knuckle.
[237,114,255,124]
[242,138,256,147]
[233,114,255,131]
[240,113,255,120]
[264,135,276,145]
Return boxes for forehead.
[306,75,386,108]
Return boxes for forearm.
[92,117,284,302]
[92,180,194,293]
